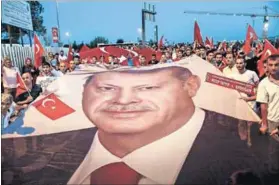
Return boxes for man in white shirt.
[223,52,238,77]
[230,57,259,141]
[36,63,57,92]
[231,57,259,109]
[58,50,67,62]
[257,54,279,136]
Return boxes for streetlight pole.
[55,0,61,46]
[65,32,70,45]
[154,25,158,43]
[141,2,156,46]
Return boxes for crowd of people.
[1,40,279,139]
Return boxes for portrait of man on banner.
[1,59,279,185]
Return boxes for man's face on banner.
[82,68,200,134]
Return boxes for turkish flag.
[257,39,277,77]
[133,57,140,67]
[218,41,227,52]
[16,72,28,97]
[34,34,45,68]
[243,25,258,54]
[243,40,251,55]
[67,45,73,63]
[79,45,90,53]
[158,36,164,48]
[205,37,213,48]
[194,21,204,46]
[32,93,75,120]
[247,25,258,40]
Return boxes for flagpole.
[17,71,32,97]
[55,0,61,46]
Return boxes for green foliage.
[1,1,46,44]
[116,38,124,44]
[88,36,109,48]
[28,1,46,36]
[72,41,78,50]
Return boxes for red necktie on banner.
[90,162,142,185]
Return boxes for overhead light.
[264,22,269,31]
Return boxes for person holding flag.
[14,72,42,114]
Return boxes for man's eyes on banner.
[97,86,117,92]
[137,86,160,91]
[96,85,160,92]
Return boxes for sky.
[39,1,279,45]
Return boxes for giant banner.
[1,53,278,185]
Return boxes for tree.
[148,39,155,46]
[88,36,109,48]
[1,1,46,44]
[72,41,78,50]
[29,1,46,36]
[116,38,124,44]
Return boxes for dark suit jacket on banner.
[2,110,279,185]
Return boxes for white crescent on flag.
[265,49,272,57]
[100,47,109,54]
[249,32,254,40]
[42,98,56,109]
[119,55,127,63]
[35,44,40,54]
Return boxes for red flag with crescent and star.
[32,93,75,120]
[67,44,73,63]
[243,25,258,55]
[34,34,45,68]
[205,37,213,49]
[257,39,278,77]
[79,45,90,53]
[158,36,164,48]
[194,21,204,46]
[16,72,28,97]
